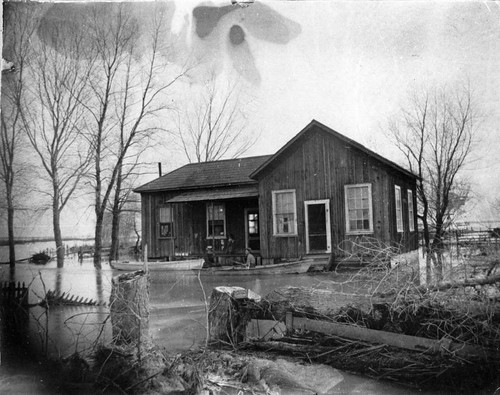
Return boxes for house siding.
[256,126,417,259]
[141,192,257,259]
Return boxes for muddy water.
[1,257,448,394]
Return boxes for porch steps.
[305,254,330,271]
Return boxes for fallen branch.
[376,272,500,297]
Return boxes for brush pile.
[243,244,500,392]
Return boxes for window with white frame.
[207,202,226,238]
[272,190,297,236]
[395,185,403,232]
[408,189,415,231]
[159,205,173,238]
[345,184,373,234]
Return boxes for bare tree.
[108,155,144,262]
[20,20,93,268]
[1,4,42,267]
[174,74,256,163]
[388,84,477,283]
[83,3,186,268]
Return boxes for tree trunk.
[376,271,500,296]
[254,286,377,322]
[53,205,64,268]
[109,270,150,346]
[95,270,175,393]
[134,220,141,256]
[94,212,103,269]
[325,252,336,272]
[7,197,15,268]
[421,215,432,284]
[109,210,120,262]
[208,286,253,346]
[109,166,122,262]
[432,219,445,282]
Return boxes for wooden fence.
[0,281,29,307]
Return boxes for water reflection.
[1,259,335,360]
[95,268,104,304]
[0,261,452,394]
[1,256,113,363]
[55,266,63,296]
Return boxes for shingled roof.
[134,155,272,193]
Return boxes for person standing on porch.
[225,234,235,254]
[245,248,256,268]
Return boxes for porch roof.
[167,186,259,203]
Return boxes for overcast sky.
[157,0,500,217]
[169,0,500,221]
[3,0,500,238]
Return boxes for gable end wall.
[256,127,417,259]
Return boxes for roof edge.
[133,180,259,194]
[250,119,418,180]
[133,154,272,194]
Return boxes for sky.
[2,0,500,238]
[167,0,500,222]
[155,0,500,218]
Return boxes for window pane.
[346,185,372,232]
[276,213,295,234]
[248,213,259,235]
[159,206,171,222]
[208,220,225,236]
[408,190,414,231]
[207,202,225,237]
[160,223,173,237]
[274,191,296,235]
[395,186,403,232]
[276,192,294,214]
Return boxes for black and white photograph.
[1,1,500,393]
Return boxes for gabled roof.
[134,155,272,193]
[250,119,418,180]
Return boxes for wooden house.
[135,120,418,263]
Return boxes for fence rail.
[0,281,29,307]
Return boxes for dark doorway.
[305,200,331,253]
[245,208,260,251]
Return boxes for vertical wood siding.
[256,126,418,259]
[140,192,258,259]
[140,126,418,261]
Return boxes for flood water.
[0,239,93,263]
[0,255,455,394]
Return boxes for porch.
[149,186,261,260]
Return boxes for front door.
[245,208,260,251]
[304,200,331,253]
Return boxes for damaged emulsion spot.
[192,3,301,84]
[229,25,245,46]
[192,6,234,38]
